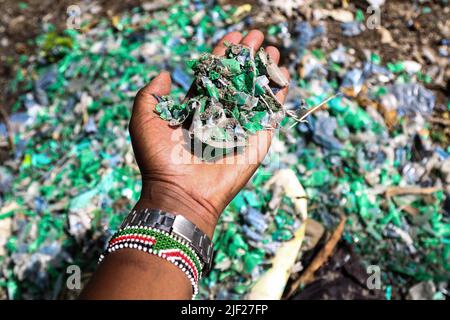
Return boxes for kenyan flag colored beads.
[99,226,203,299]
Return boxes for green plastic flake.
[385,286,392,300]
[267,25,280,36]
[234,283,250,294]
[328,96,347,113]
[209,71,220,81]
[303,169,330,187]
[221,58,241,74]
[311,49,325,60]
[232,74,246,91]
[254,83,265,96]
[356,9,365,22]
[387,62,405,73]
[243,249,265,273]
[242,190,262,208]
[370,53,381,65]
[229,234,248,256]
[344,108,371,130]
[204,79,220,100]
[244,121,264,134]
[18,2,28,10]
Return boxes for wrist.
[136,181,218,238]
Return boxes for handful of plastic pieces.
[155,43,289,151]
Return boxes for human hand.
[129,30,289,238]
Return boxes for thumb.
[132,71,172,115]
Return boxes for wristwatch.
[120,208,214,274]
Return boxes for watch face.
[123,209,214,272]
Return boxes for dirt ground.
[1,0,448,107]
[1,0,447,160]
[0,0,145,108]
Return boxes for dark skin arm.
[80,30,289,300]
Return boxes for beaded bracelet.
[99,225,203,298]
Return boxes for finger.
[240,29,264,53]
[212,31,243,56]
[132,71,172,116]
[275,67,290,104]
[265,46,280,64]
[140,71,172,98]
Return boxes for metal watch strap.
[120,209,214,273]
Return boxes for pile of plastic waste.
[0,0,449,300]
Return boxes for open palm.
[129,30,289,237]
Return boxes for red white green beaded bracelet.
[99,226,204,298]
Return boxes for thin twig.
[385,186,440,198]
[259,96,272,114]
[286,216,347,298]
[298,93,342,122]
[427,116,450,126]
[0,106,14,151]
[288,93,342,129]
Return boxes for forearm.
[80,248,192,299]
